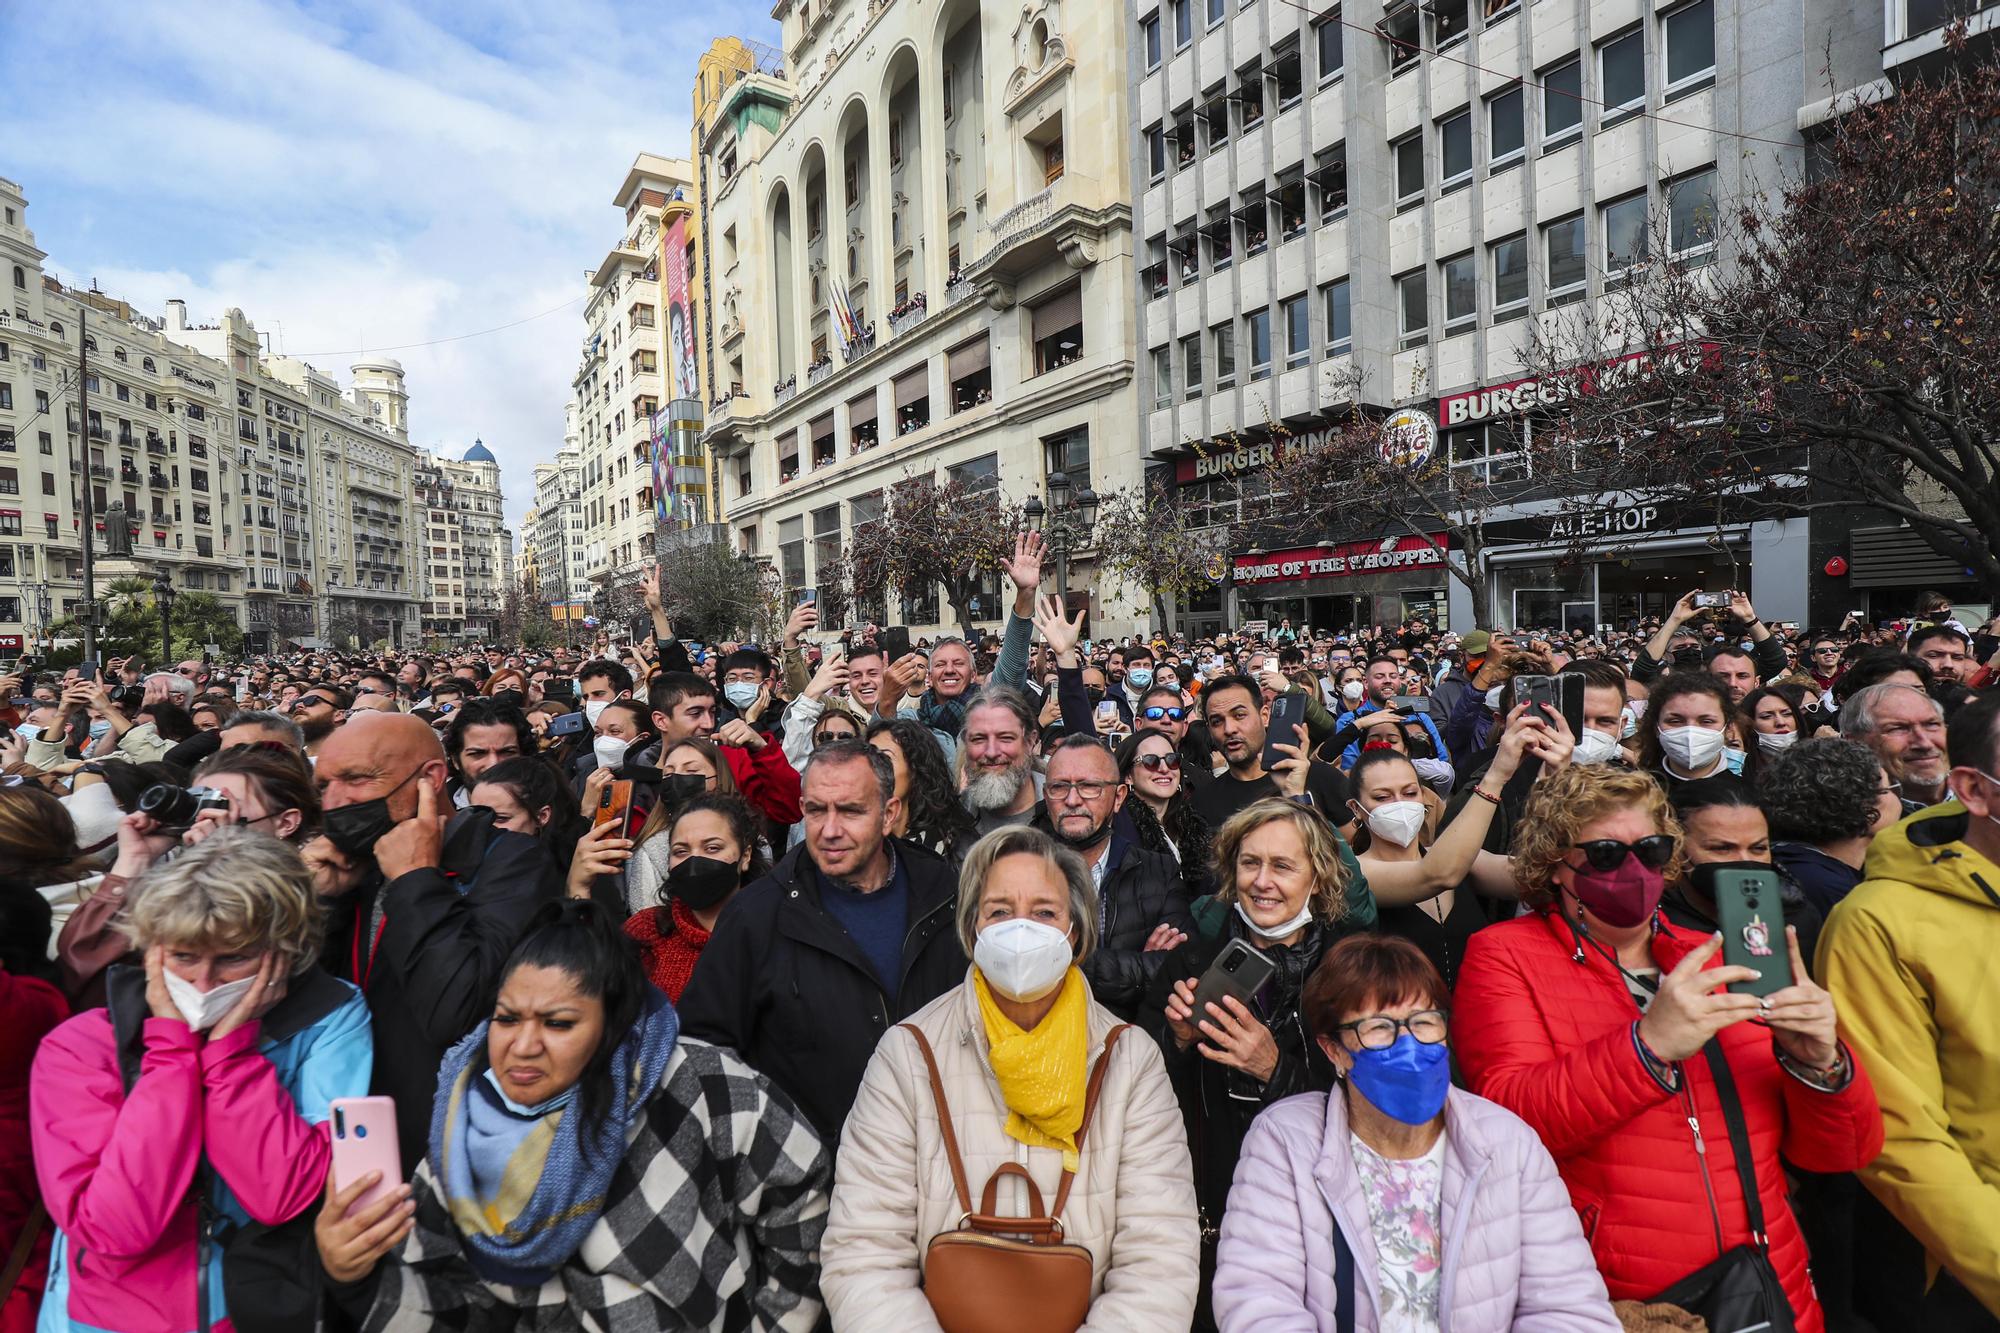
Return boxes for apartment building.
[416,441,514,643]
[568,153,694,609]
[694,0,1146,635]
[1131,0,1836,632]
[533,438,591,626]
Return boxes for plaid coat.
[352,1038,830,1332]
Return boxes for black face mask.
[1050,818,1114,851]
[656,771,710,812]
[668,855,742,911]
[1085,686,1106,704]
[322,766,425,860]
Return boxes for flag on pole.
[830,281,859,355]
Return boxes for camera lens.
[137,783,200,828]
[1746,895,1759,909]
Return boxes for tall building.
[569,153,695,612]
[533,433,590,631]
[692,0,1145,635]
[0,175,432,655]
[416,440,513,643]
[1132,0,1980,632]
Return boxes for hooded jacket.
[1816,801,2000,1316]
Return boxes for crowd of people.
[3,548,1998,1332]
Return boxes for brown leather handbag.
[900,1022,1129,1333]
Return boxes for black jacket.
[321,807,564,1170]
[1077,834,1194,1023]
[675,837,967,1141]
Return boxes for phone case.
[1263,693,1309,771]
[329,1096,402,1215]
[592,779,635,830]
[1192,940,1278,1025]
[1712,868,1792,999]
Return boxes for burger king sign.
[1378,407,1437,470]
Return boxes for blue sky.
[1,0,774,531]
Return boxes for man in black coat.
[1034,735,1193,1022]
[677,739,966,1141]
[309,712,564,1170]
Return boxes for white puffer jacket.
[821,970,1199,1331]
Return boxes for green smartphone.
[1711,866,1792,999]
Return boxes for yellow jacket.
[1817,801,2000,1315]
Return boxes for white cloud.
[0,0,765,529]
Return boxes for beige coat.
[821,971,1199,1332]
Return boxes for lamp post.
[153,572,176,663]
[1023,469,1100,616]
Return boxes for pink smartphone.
[329,1096,402,1215]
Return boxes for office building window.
[1491,235,1529,317]
[1664,0,1715,94]
[1144,13,1162,66]
[1283,294,1311,369]
[1603,192,1649,279]
[1545,214,1587,301]
[1442,254,1478,333]
[1175,0,1192,47]
[1207,0,1224,25]
[1181,333,1203,400]
[1316,12,1344,81]
[1394,135,1425,206]
[1600,30,1645,116]
[1489,86,1524,163]
[1433,0,1469,46]
[1322,278,1352,352]
[1148,125,1167,177]
[1397,270,1429,348]
[1667,167,1718,261]
[1543,58,1583,142]
[1214,323,1237,387]
[1440,112,1472,189]
[1383,4,1420,71]
[1246,309,1272,379]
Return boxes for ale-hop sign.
[1233,534,1452,585]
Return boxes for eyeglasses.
[1336,1009,1449,1049]
[1131,752,1182,773]
[1812,646,1841,655]
[1879,781,1903,797]
[1568,835,1677,873]
[1141,705,1188,722]
[1046,779,1118,801]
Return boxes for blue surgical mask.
[14,724,39,743]
[88,719,112,740]
[724,681,761,710]
[1126,667,1154,690]
[1344,1033,1451,1125]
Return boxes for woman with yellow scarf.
[821,822,1200,1331]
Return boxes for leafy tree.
[849,474,1024,639]
[1523,52,2000,598]
[167,591,243,658]
[1090,481,1227,632]
[657,536,785,644]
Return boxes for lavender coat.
[1213,1085,1621,1333]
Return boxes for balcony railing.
[887,295,929,336]
[774,376,798,404]
[806,356,836,386]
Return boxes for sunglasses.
[1131,752,1183,773]
[1141,705,1188,722]
[1568,835,1676,872]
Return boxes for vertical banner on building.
[650,408,670,523]
[664,217,698,404]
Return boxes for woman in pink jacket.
[30,829,372,1333]
[1213,934,1619,1333]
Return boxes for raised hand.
[373,775,445,882]
[1635,934,1764,1063]
[804,651,849,701]
[1005,530,1047,592]
[784,601,819,648]
[1032,593,1085,666]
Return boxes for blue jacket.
[1337,699,1451,770]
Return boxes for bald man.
[311,711,563,1169]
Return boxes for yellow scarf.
[973,967,1091,1171]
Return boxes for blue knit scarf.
[430,989,679,1286]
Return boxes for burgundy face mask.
[1566,856,1665,929]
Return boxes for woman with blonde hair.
[821,824,1199,1328]
[1142,797,1377,1329]
[1453,765,1882,1331]
[31,828,372,1333]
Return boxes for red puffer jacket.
[1452,911,1883,1333]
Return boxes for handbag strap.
[1698,1038,1770,1248]
[0,1201,47,1308]
[1333,1214,1355,1333]
[899,1021,1131,1228]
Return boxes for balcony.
[148,472,169,489]
[806,354,836,387]
[774,376,798,405]
[887,294,930,336]
[841,326,878,363]
[964,173,1114,295]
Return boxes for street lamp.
[152,572,177,663]
[1028,470,1100,607]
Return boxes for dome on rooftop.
[463,438,496,464]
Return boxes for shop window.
[1667,167,1718,263]
[1205,207,1234,271]
[1213,322,1236,388]
[1313,150,1348,221]
[1663,0,1714,97]
[1545,213,1587,302]
[1433,0,1470,47]
[1489,86,1525,164]
[1442,254,1477,334]
[1283,294,1311,369]
[1152,346,1175,408]
[1316,12,1344,81]
[1446,423,1530,483]
[1180,333,1203,400]
[1599,30,1645,119]
[1439,112,1473,190]
[1397,269,1428,349]
[1322,278,1352,353]
[1602,192,1649,281]
[1491,235,1529,318]
[1246,308,1272,380]
[1394,135,1425,207]
[1542,58,1583,144]
[1031,284,1084,374]
[1381,3,1420,71]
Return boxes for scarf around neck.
[973,967,1090,1170]
[431,987,679,1286]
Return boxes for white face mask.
[1658,725,1727,772]
[583,699,611,726]
[593,734,631,770]
[162,967,258,1032]
[1342,681,1365,703]
[1234,898,1315,940]
[1574,728,1624,766]
[1484,685,1505,711]
[973,918,1074,1003]
[1756,730,1798,755]
[724,681,761,710]
[1363,800,1427,847]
